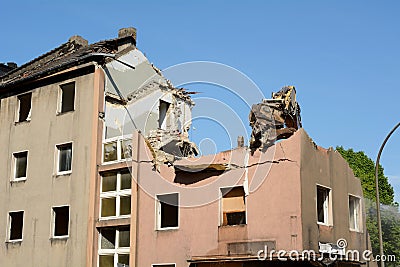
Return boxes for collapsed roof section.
[0,29,138,97]
[249,86,302,152]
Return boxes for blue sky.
[1,1,399,202]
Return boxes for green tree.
[336,146,400,266]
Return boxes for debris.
[249,86,302,152]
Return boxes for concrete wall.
[299,129,367,253]
[133,130,304,266]
[0,67,98,266]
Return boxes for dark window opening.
[317,186,330,224]
[159,100,170,130]
[221,187,246,226]
[60,82,75,113]
[57,143,72,172]
[226,211,246,225]
[158,193,179,228]
[17,93,32,122]
[53,206,69,237]
[100,228,116,249]
[14,151,28,179]
[9,211,24,240]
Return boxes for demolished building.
[0,27,376,267]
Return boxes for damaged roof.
[0,34,136,91]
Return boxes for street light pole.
[375,122,400,267]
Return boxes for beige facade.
[0,64,98,266]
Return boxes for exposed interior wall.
[0,70,96,266]
[103,49,193,139]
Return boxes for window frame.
[349,194,362,232]
[155,192,179,230]
[99,170,132,220]
[16,92,32,123]
[316,184,332,226]
[102,135,133,164]
[55,142,73,175]
[51,205,70,239]
[58,81,76,114]
[219,186,247,226]
[11,150,29,182]
[7,210,24,242]
[97,226,130,267]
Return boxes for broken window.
[52,206,69,237]
[17,92,32,122]
[8,211,24,241]
[159,100,170,130]
[317,186,331,225]
[100,170,132,218]
[60,82,75,113]
[57,143,72,173]
[13,151,28,180]
[98,226,130,267]
[349,195,361,231]
[220,187,246,226]
[103,136,132,163]
[156,193,179,229]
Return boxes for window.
[317,186,331,225]
[159,100,171,130]
[13,151,28,180]
[8,211,24,241]
[56,143,72,173]
[349,195,361,231]
[156,193,179,229]
[98,226,130,267]
[100,170,132,219]
[17,92,32,122]
[220,186,246,226]
[52,206,69,237]
[103,136,132,163]
[59,82,75,113]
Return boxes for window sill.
[10,178,27,183]
[56,110,75,116]
[156,227,179,231]
[55,171,72,177]
[317,222,333,227]
[349,228,363,233]
[5,239,22,244]
[14,120,31,125]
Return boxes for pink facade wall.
[132,130,304,266]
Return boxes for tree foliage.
[336,146,399,266]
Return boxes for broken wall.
[103,49,193,139]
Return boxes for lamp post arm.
[375,122,400,267]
